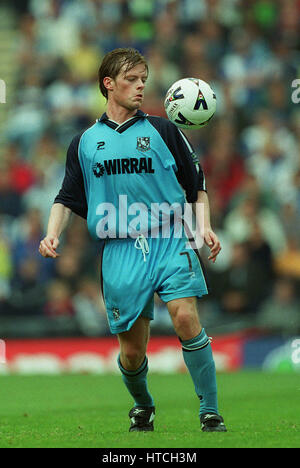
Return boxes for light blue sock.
[181,328,219,416]
[117,355,154,408]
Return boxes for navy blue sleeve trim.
[146,116,206,203]
[54,134,88,219]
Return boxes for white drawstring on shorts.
[134,234,149,262]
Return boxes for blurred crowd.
[0,0,300,338]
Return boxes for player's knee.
[120,346,145,371]
[169,303,201,340]
[174,309,195,331]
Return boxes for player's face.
[108,63,148,111]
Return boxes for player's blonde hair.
[98,48,148,99]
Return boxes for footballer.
[39,48,227,433]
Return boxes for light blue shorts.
[100,231,209,334]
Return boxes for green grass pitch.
[0,371,299,448]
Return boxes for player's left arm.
[148,117,221,261]
[193,190,221,263]
[160,120,221,262]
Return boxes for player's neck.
[106,101,138,125]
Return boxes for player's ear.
[103,77,114,94]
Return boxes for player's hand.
[39,235,60,258]
[203,228,221,263]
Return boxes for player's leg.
[167,296,226,432]
[101,238,155,431]
[167,296,201,340]
[167,296,218,413]
[117,315,155,431]
[117,315,150,371]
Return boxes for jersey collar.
[97,110,147,133]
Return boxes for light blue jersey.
[78,116,187,240]
[55,110,209,333]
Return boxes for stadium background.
[0,0,299,374]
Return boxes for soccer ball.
[164,78,216,129]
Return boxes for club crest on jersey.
[137,137,150,152]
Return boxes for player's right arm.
[39,203,72,258]
[39,133,87,259]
